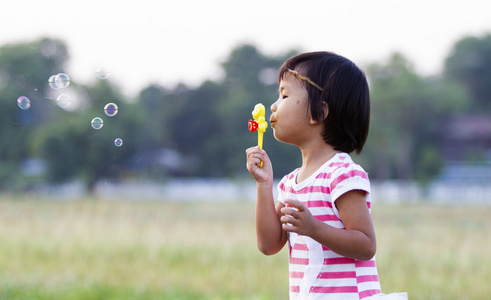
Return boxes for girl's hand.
[280,199,322,237]
[246,146,273,184]
[281,192,377,261]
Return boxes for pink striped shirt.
[277,153,381,299]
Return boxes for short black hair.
[278,51,370,154]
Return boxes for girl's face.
[270,74,316,145]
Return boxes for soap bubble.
[56,94,72,109]
[17,96,31,110]
[114,138,123,147]
[55,73,70,88]
[48,75,58,89]
[91,117,103,130]
[104,102,118,117]
[48,73,71,89]
[96,67,110,79]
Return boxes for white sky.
[2,0,491,97]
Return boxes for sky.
[2,0,491,97]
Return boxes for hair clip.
[288,69,324,92]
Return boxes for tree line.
[0,34,490,192]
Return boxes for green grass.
[373,203,491,299]
[0,197,490,299]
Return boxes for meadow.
[0,196,490,299]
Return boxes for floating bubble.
[55,73,70,88]
[91,117,103,130]
[48,73,70,89]
[17,96,31,110]
[96,67,110,79]
[114,138,123,147]
[104,102,118,117]
[56,94,72,109]
[48,75,58,89]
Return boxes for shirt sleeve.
[330,163,371,218]
[276,175,288,205]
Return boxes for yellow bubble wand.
[248,103,268,167]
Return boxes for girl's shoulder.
[320,153,367,177]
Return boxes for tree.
[6,37,482,193]
[364,53,450,182]
[32,79,144,192]
[216,44,299,177]
[160,44,300,178]
[442,33,491,162]
[444,33,491,113]
[0,38,68,190]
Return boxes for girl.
[246,52,387,299]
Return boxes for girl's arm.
[281,190,376,261]
[246,146,288,255]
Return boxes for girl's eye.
[282,95,288,99]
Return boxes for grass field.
[0,196,490,299]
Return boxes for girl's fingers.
[282,222,296,232]
[280,207,299,218]
[245,147,273,183]
[246,153,262,168]
[246,147,268,168]
[284,199,304,211]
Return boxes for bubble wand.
[248,103,268,167]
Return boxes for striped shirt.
[277,153,381,299]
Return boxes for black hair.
[278,51,370,154]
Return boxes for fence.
[29,178,491,205]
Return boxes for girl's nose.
[270,100,277,113]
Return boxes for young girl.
[246,52,383,299]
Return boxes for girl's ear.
[322,102,329,120]
[310,102,329,124]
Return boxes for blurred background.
[1,0,491,201]
[1,1,491,299]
